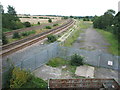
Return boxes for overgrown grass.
[46,57,77,76]
[79,21,92,29]
[63,30,82,47]
[63,20,92,47]
[96,29,119,56]
[46,58,69,67]
[9,67,47,88]
[21,75,47,88]
[8,30,36,43]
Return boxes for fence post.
[21,60,23,70]
[98,54,101,67]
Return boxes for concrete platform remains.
[75,65,94,78]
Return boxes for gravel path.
[73,26,110,53]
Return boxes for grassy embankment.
[96,29,119,56]
[63,20,92,47]
[7,23,60,43]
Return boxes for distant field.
[19,18,60,24]
[19,15,62,24]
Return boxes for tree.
[104,9,115,16]
[7,5,17,15]
[2,5,23,30]
[70,16,73,18]
[48,19,52,23]
[63,16,68,19]
[2,33,8,45]
[0,4,4,14]
[113,12,120,39]
[93,9,115,30]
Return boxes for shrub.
[21,30,36,36]
[53,24,58,26]
[45,26,52,29]
[13,32,21,39]
[71,54,84,66]
[2,33,8,45]
[47,34,57,43]
[9,67,47,88]
[10,67,30,88]
[21,75,47,88]
[37,22,40,25]
[21,32,28,36]
[48,19,52,23]
[83,18,89,21]
[23,22,31,27]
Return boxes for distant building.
[49,78,120,89]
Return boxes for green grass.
[79,21,92,29]
[46,57,69,67]
[46,57,77,77]
[63,30,82,47]
[96,29,119,56]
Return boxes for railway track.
[1,19,75,57]
[4,19,67,37]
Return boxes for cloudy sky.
[0,0,119,16]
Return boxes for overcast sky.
[0,0,120,16]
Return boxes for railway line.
[1,19,75,57]
[4,19,68,37]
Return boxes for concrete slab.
[33,65,62,80]
[75,65,94,78]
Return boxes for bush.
[10,67,30,88]
[53,24,58,26]
[37,22,40,25]
[71,54,84,66]
[2,33,8,45]
[21,32,28,36]
[13,32,21,39]
[23,22,31,27]
[9,67,47,88]
[47,34,57,43]
[45,26,52,29]
[48,19,52,23]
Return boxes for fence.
[2,42,120,87]
[2,42,120,72]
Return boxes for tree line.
[93,9,120,42]
[1,5,32,32]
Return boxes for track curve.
[1,19,75,57]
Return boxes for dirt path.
[73,26,110,53]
